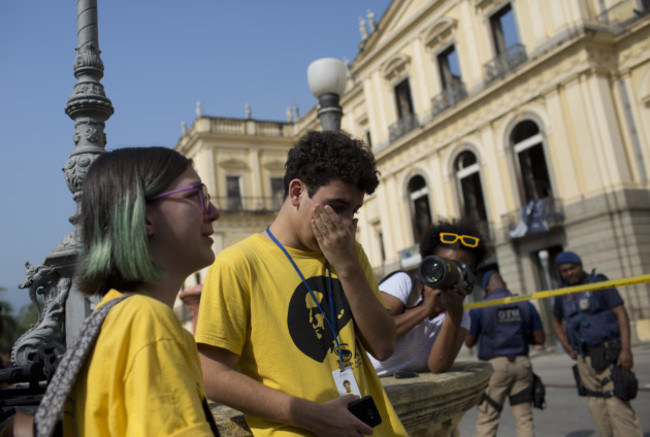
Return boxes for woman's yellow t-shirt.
[63,290,215,436]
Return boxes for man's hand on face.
[311,204,358,274]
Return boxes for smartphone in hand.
[347,395,382,427]
[394,370,419,379]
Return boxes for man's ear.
[288,179,305,207]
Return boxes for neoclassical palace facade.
[175,0,650,341]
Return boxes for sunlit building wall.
[177,0,650,339]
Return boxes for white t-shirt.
[369,272,470,376]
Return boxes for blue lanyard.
[266,226,345,368]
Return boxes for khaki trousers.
[476,356,534,437]
[576,355,642,437]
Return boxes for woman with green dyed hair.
[35,147,222,436]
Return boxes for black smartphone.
[347,395,382,427]
[394,370,419,379]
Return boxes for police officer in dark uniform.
[465,270,545,437]
[551,251,642,437]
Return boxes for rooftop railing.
[207,118,290,137]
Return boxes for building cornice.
[352,0,455,78]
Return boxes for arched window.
[454,151,488,236]
[511,120,551,202]
[408,175,432,243]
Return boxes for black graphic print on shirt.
[287,275,352,363]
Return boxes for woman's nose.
[205,202,220,222]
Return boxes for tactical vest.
[559,272,620,349]
[477,288,531,360]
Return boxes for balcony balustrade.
[431,81,468,116]
[595,0,650,31]
[484,43,527,83]
[215,196,283,214]
[502,197,565,240]
[389,113,419,142]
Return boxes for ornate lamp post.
[307,58,347,132]
[12,0,112,380]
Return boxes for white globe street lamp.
[307,58,347,132]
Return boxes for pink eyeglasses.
[148,183,211,213]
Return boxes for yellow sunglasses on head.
[439,232,480,248]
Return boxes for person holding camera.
[465,270,545,437]
[551,251,642,437]
[370,219,487,376]
[195,131,408,437]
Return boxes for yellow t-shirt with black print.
[196,233,407,436]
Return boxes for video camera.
[418,255,475,294]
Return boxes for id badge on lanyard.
[267,226,358,397]
[333,367,361,396]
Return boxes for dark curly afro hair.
[419,218,489,269]
[284,130,379,197]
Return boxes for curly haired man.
[196,130,408,437]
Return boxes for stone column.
[13,0,113,378]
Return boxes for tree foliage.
[0,287,40,361]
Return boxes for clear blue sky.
[0,1,392,313]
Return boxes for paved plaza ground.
[455,342,650,436]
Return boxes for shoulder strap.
[587,268,609,281]
[34,293,134,437]
[379,270,420,308]
[379,269,409,285]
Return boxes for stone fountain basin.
[210,360,492,436]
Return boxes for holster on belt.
[572,364,587,397]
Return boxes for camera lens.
[421,258,446,284]
[418,255,464,290]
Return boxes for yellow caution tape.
[464,274,650,310]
